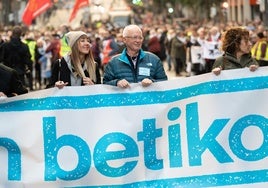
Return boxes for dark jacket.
[0,37,32,75]
[47,57,101,88]
[213,52,259,70]
[103,48,167,86]
[0,63,28,97]
[148,36,161,54]
[170,36,186,62]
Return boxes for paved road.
[163,61,190,80]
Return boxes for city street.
[1,1,268,187]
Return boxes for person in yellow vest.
[251,32,268,66]
[60,35,71,57]
[59,25,71,57]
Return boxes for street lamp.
[222,2,228,9]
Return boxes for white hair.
[122,25,142,37]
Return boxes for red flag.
[22,0,52,26]
[69,0,89,22]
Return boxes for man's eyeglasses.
[125,36,144,40]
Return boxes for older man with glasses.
[103,24,167,88]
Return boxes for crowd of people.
[0,18,267,97]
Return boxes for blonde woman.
[48,31,101,89]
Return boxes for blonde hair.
[70,37,97,82]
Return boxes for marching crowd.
[0,18,267,97]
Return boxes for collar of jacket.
[118,48,146,65]
[224,52,251,64]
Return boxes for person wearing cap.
[47,31,101,89]
[103,24,167,88]
[212,27,258,76]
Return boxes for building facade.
[0,0,27,28]
[226,0,261,24]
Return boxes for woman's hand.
[249,64,258,72]
[212,67,222,76]
[83,77,94,85]
[55,81,68,89]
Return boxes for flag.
[69,0,89,22]
[22,0,52,26]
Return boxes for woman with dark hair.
[212,27,259,75]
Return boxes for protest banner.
[190,45,205,65]
[0,68,268,187]
[203,41,222,59]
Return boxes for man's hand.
[141,78,153,87]
[117,79,130,88]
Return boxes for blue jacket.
[103,48,167,86]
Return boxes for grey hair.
[122,25,142,37]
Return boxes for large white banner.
[0,67,268,188]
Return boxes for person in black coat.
[47,31,101,89]
[0,26,33,86]
[0,63,28,97]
